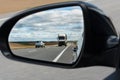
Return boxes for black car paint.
[0,1,119,69]
[79,2,119,67]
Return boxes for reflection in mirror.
[9,6,84,64]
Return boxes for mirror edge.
[0,1,89,68]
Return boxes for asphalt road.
[12,45,75,64]
[0,0,120,80]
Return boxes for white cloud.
[9,6,84,42]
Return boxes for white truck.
[58,34,67,46]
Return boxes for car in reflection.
[35,41,45,48]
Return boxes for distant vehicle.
[73,46,78,52]
[58,34,67,46]
[35,41,45,48]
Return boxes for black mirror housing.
[0,1,119,68]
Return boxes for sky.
[9,6,84,42]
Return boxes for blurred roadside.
[0,0,69,14]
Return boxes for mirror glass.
[9,6,84,64]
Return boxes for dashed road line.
[0,17,9,21]
[53,45,70,62]
[86,0,94,2]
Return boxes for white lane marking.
[53,45,70,62]
[86,0,94,2]
[28,49,37,53]
[0,17,9,21]
[74,0,94,2]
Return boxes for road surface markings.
[28,49,37,53]
[86,0,94,2]
[74,0,94,2]
[0,17,9,21]
[53,45,70,62]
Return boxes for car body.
[35,41,45,48]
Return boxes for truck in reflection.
[58,34,67,46]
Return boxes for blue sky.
[9,6,84,42]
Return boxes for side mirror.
[9,6,84,64]
[0,1,119,68]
